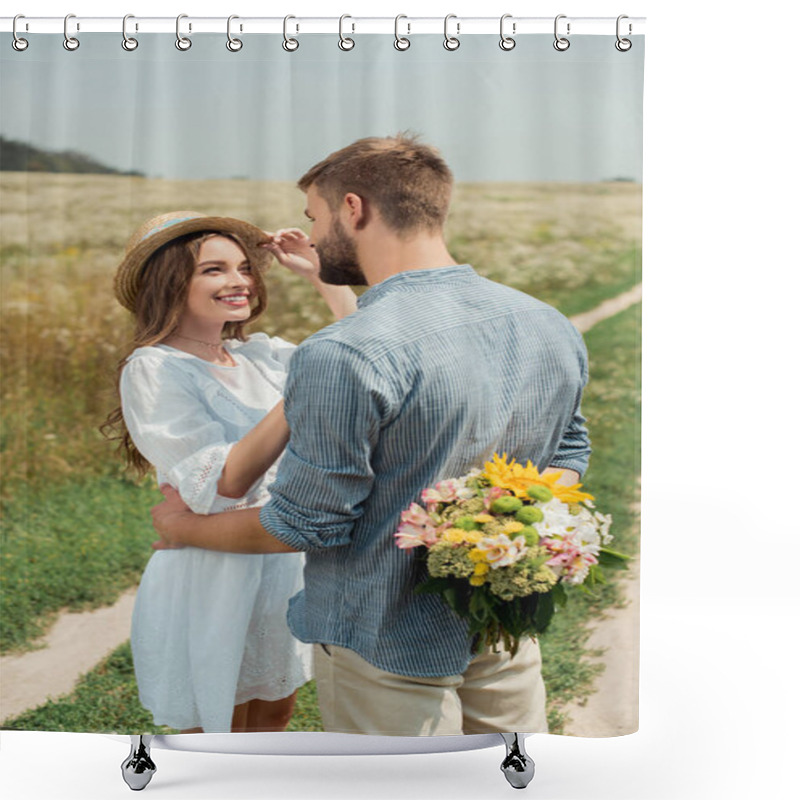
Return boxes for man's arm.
[151,485,297,554]
[549,328,592,478]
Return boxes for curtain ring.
[553,14,570,51]
[283,15,299,51]
[122,14,138,51]
[226,15,243,51]
[63,14,80,51]
[499,14,516,51]
[175,14,192,51]
[339,15,355,51]
[443,14,460,51]
[394,15,410,51]
[615,15,632,52]
[12,15,29,51]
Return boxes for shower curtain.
[0,21,643,744]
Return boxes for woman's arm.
[216,399,289,499]
[262,229,358,320]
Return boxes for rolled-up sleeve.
[549,328,592,476]
[550,403,591,476]
[259,339,390,551]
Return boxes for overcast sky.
[1,33,643,182]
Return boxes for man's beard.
[316,218,368,286]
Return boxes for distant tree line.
[0,136,144,176]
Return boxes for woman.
[104,211,356,733]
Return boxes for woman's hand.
[261,228,320,281]
[261,227,358,320]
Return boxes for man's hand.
[261,228,320,281]
[151,484,194,550]
[150,485,297,555]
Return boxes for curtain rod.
[1,16,646,36]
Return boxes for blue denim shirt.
[260,265,590,677]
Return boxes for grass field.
[1,172,640,733]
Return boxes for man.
[152,134,591,736]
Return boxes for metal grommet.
[282,15,299,52]
[394,14,410,51]
[63,13,80,51]
[553,14,570,52]
[499,14,516,51]
[338,15,355,51]
[175,14,192,51]
[12,15,29,51]
[226,15,243,51]
[122,14,138,51]
[443,14,460,51]
[615,15,632,52]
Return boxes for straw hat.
[114,211,273,312]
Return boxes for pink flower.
[543,535,598,581]
[394,522,438,550]
[421,487,445,508]
[435,479,462,502]
[401,502,434,528]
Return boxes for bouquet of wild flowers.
[395,454,627,655]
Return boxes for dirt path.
[569,283,642,333]
[561,558,640,736]
[0,284,643,725]
[0,589,138,722]
[561,483,641,737]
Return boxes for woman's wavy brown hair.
[101,230,268,476]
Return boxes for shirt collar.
[356,264,475,310]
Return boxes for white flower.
[534,499,573,536]
[593,511,614,544]
[476,533,528,569]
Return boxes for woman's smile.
[215,293,250,307]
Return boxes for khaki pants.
[313,638,547,736]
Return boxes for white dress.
[120,332,312,733]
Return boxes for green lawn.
[0,476,162,653]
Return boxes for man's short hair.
[298,134,453,235]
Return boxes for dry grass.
[1,172,641,494]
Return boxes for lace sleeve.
[120,354,235,515]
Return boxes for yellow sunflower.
[482,453,594,503]
[482,453,517,490]
[550,482,595,504]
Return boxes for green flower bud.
[515,505,544,525]
[519,526,540,546]
[490,496,524,514]
[453,515,479,531]
[526,485,553,503]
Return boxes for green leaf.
[533,591,556,632]
[598,547,631,567]
[552,582,568,608]
[468,588,491,623]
